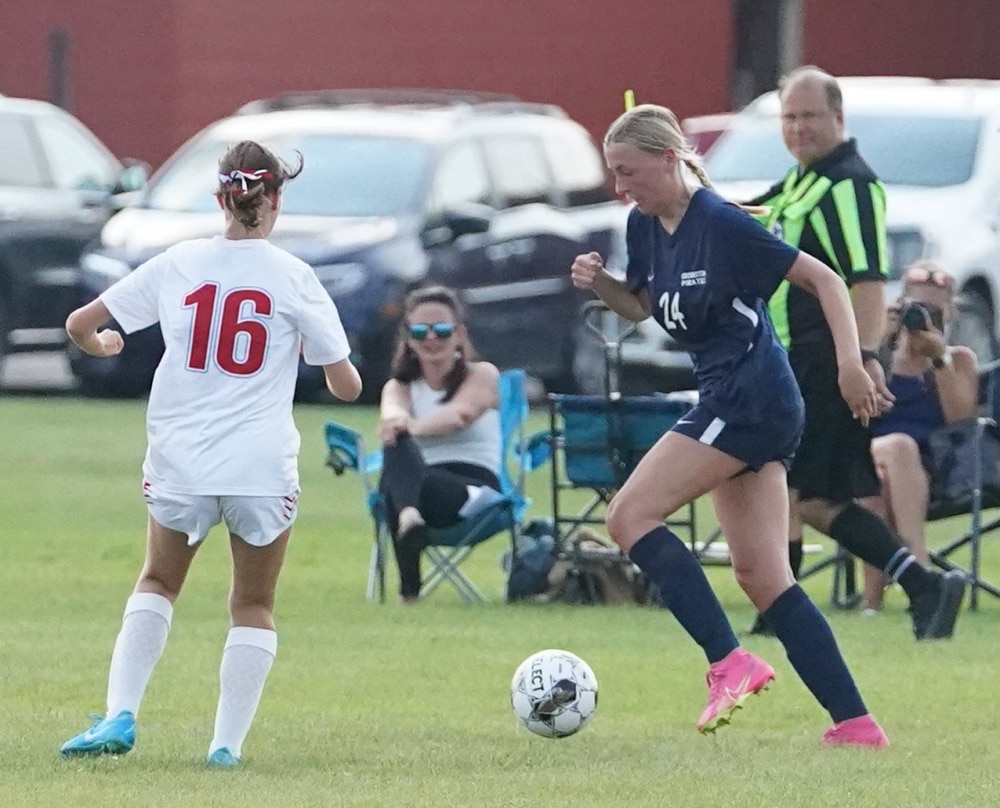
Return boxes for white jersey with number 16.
[100,236,351,496]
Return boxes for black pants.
[380,435,499,598]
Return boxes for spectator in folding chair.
[378,285,504,602]
[570,102,888,747]
[744,66,966,640]
[860,262,979,613]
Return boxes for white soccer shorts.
[142,481,300,546]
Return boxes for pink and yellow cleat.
[697,647,775,733]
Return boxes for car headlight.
[80,252,132,290]
[312,262,366,298]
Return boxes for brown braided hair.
[216,140,303,230]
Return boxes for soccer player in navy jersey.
[569,103,888,747]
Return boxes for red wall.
[803,0,1000,79]
[3,1,998,172]
[0,1,175,163]
[1,0,730,169]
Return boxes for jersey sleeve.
[623,207,651,296]
[716,203,799,301]
[811,177,887,286]
[295,267,352,366]
[99,251,170,333]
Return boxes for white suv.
[621,77,1000,390]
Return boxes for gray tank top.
[410,378,501,472]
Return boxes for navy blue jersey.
[625,188,802,426]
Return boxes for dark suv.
[71,90,627,399]
[0,95,146,367]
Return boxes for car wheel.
[949,290,1000,366]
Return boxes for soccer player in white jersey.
[60,140,362,767]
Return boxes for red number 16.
[183,283,273,375]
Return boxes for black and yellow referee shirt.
[750,138,888,367]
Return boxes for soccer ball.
[510,649,598,738]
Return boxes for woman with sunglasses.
[859,261,979,612]
[570,103,889,746]
[377,285,502,602]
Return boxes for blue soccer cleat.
[206,747,241,768]
[60,711,136,757]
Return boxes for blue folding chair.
[544,392,700,551]
[324,368,534,603]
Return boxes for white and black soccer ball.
[510,649,598,738]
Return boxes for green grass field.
[2,396,999,808]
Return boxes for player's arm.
[570,252,650,322]
[323,358,362,402]
[65,299,123,357]
[785,252,879,423]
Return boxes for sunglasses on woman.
[408,322,456,341]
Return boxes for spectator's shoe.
[744,613,775,637]
[207,747,241,768]
[60,711,136,757]
[909,569,967,640]
[697,648,775,734]
[822,714,890,748]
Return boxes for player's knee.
[229,591,276,627]
[135,573,182,602]
[604,495,637,548]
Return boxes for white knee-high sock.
[209,627,277,758]
[106,592,173,717]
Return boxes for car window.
[0,115,47,187]
[426,141,492,215]
[707,113,982,188]
[146,134,431,216]
[543,129,613,207]
[34,114,120,191]
[482,135,553,208]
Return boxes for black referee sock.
[789,537,804,580]
[827,503,937,599]
[628,526,739,664]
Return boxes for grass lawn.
[1,395,998,808]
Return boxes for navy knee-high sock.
[628,526,739,664]
[764,584,867,723]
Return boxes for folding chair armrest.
[521,429,555,472]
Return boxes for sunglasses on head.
[408,322,456,341]
[904,266,954,291]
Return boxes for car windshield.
[145,134,431,216]
[706,113,982,187]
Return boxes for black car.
[0,95,146,368]
[71,90,627,399]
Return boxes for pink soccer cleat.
[822,714,890,748]
[697,647,775,733]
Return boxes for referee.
[747,66,966,640]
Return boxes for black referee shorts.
[787,372,881,503]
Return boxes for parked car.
[620,77,1000,389]
[0,94,147,368]
[70,89,627,399]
